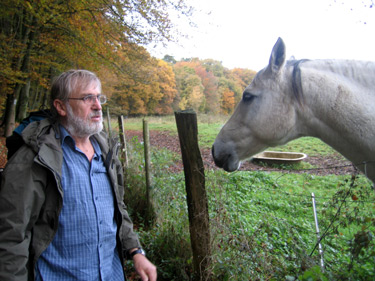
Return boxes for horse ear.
[267,37,286,74]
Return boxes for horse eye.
[242,92,255,103]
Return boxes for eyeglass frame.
[67,94,107,105]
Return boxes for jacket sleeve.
[114,155,141,253]
[100,134,141,255]
[98,133,141,255]
[0,148,46,281]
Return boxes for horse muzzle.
[212,145,241,172]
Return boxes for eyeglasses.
[68,94,107,105]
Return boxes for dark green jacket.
[0,118,140,281]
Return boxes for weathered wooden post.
[118,115,129,167]
[106,107,112,138]
[174,110,211,281]
[143,119,152,220]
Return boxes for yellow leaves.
[178,97,188,111]
[188,85,205,111]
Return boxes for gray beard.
[64,103,103,138]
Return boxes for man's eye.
[84,95,95,102]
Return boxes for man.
[0,70,157,281]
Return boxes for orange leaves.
[221,88,236,115]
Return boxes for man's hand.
[133,254,157,281]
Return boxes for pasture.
[117,114,375,280]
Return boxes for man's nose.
[92,96,102,109]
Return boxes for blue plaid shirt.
[35,126,125,281]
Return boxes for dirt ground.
[0,130,359,177]
[124,130,359,176]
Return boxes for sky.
[147,0,375,71]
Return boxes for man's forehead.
[73,81,101,95]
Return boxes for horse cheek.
[273,107,297,143]
[259,103,295,144]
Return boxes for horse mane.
[286,59,309,106]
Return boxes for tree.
[194,63,219,114]
[153,60,178,115]
[109,46,160,115]
[109,45,179,116]
[172,58,256,115]
[162,55,177,64]
[0,0,193,135]
[174,62,205,112]
[227,68,257,104]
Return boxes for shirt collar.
[59,124,101,157]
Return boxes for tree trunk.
[3,14,36,134]
[17,78,31,120]
[40,87,48,109]
[28,81,37,110]
[3,94,17,137]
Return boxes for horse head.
[212,38,301,171]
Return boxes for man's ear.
[53,99,67,117]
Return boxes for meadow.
[115,114,375,280]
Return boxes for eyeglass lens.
[85,95,106,104]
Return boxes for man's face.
[63,81,103,138]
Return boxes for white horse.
[212,37,375,183]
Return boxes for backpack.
[6,109,52,160]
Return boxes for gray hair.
[50,69,102,117]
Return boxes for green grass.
[273,137,342,158]
[121,115,179,132]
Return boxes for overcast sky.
[147,0,375,71]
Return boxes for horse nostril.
[212,145,228,168]
[211,145,219,165]
[211,146,219,166]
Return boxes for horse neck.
[295,60,375,163]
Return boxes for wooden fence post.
[106,107,112,138]
[118,115,128,167]
[143,119,151,214]
[174,110,211,281]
